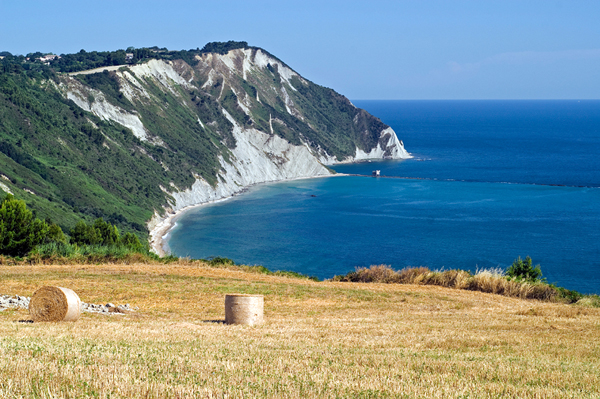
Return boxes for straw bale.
[225,294,263,325]
[29,286,81,322]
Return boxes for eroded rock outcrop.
[56,46,410,247]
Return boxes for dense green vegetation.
[0,41,398,244]
[231,57,389,161]
[506,256,543,282]
[289,76,387,159]
[69,218,142,249]
[0,42,249,74]
[199,41,249,55]
[0,71,152,234]
[1,47,197,73]
[0,194,64,256]
[0,61,231,235]
[0,194,162,264]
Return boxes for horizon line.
[351,99,600,101]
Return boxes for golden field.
[1,261,599,398]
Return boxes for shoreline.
[148,196,236,257]
[149,173,348,257]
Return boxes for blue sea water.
[167,101,600,294]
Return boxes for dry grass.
[337,265,563,301]
[1,261,600,398]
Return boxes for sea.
[166,100,600,295]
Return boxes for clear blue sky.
[1,0,599,99]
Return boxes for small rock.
[3,294,139,315]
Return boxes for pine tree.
[0,194,50,256]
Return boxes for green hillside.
[0,43,400,241]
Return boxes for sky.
[1,0,599,99]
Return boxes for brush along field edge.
[1,262,600,398]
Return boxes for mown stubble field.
[1,262,599,398]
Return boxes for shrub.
[204,256,236,266]
[0,194,65,256]
[28,242,76,260]
[120,232,143,251]
[554,286,584,304]
[70,218,143,250]
[45,223,66,244]
[331,262,571,303]
[506,256,543,282]
[426,269,472,289]
[333,265,399,283]
[93,218,120,246]
[70,220,101,245]
[396,267,430,283]
[28,242,153,263]
[576,296,600,308]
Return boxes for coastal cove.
[164,100,600,294]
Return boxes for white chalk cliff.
[57,47,410,249]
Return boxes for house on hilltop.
[36,54,60,64]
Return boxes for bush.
[93,218,120,246]
[576,296,600,308]
[332,265,431,284]
[506,256,543,282]
[396,267,430,283]
[331,263,568,302]
[554,286,584,304]
[70,220,100,245]
[419,269,472,289]
[28,242,152,263]
[332,265,400,283]
[70,218,143,249]
[0,194,65,256]
[120,232,143,251]
[46,223,67,244]
[204,256,236,266]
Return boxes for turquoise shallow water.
[167,101,600,294]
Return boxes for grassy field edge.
[1,261,600,398]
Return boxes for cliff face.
[60,49,409,221]
[0,45,409,240]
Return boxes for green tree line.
[0,194,142,257]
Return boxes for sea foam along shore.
[148,174,347,257]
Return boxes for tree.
[70,220,100,245]
[93,218,120,245]
[0,194,49,256]
[70,218,129,247]
[120,232,142,250]
[46,223,66,244]
[506,256,543,282]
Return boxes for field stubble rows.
[1,262,599,398]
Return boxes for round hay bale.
[29,286,81,322]
[225,294,263,325]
